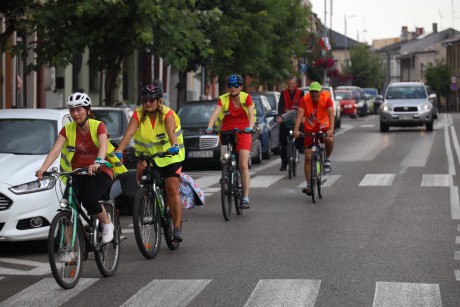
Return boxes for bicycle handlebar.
[136,152,172,161]
[43,167,89,178]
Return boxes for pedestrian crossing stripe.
[359,174,395,186]
[0,278,443,307]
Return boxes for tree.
[349,44,385,89]
[424,63,451,98]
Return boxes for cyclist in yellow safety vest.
[115,84,185,242]
[36,92,127,245]
[206,74,255,209]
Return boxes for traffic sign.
[451,83,458,92]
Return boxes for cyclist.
[293,81,334,195]
[206,74,255,209]
[36,92,127,244]
[276,76,304,171]
[115,85,185,242]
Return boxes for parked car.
[380,82,434,132]
[251,94,280,159]
[335,90,358,119]
[250,91,280,112]
[300,85,341,128]
[176,99,263,167]
[0,109,72,241]
[363,88,379,114]
[92,107,137,214]
[336,86,368,117]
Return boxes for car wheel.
[252,138,262,164]
[426,121,433,132]
[262,136,271,159]
[380,122,389,132]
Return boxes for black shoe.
[240,199,250,209]
[302,186,312,196]
[172,228,183,242]
[280,165,287,171]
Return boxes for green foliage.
[349,44,385,89]
[424,63,451,97]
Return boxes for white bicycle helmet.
[67,92,91,108]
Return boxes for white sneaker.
[101,222,114,244]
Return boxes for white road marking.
[450,186,460,219]
[455,251,460,260]
[373,282,442,307]
[456,236,460,244]
[455,270,460,281]
[244,279,321,307]
[251,175,285,188]
[400,132,436,168]
[0,258,50,276]
[421,174,452,187]
[122,229,134,234]
[193,175,221,188]
[322,174,341,187]
[359,174,395,186]
[0,278,98,306]
[120,279,211,307]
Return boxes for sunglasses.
[227,83,241,89]
[142,98,157,104]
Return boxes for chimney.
[401,26,408,41]
[415,27,424,36]
[432,23,438,33]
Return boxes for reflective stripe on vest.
[215,92,255,129]
[302,91,331,130]
[60,119,127,176]
[133,106,185,167]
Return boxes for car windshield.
[264,95,276,110]
[363,88,378,97]
[386,86,427,99]
[336,91,352,99]
[93,110,123,138]
[0,119,57,154]
[178,103,215,126]
[252,97,264,118]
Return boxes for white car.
[0,109,72,241]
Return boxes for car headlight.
[422,102,432,111]
[382,104,392,112]
[9,177,57,195]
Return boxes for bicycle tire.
[293,147,299,177]
[94,202,120,277]
[48,210,84,289]
[317,152,324,199]
[133,186,161,259]
[310,154,317,203]
[221,165,233,221]
[163,205,180,250]
[287,141,293,179]
[234,168,243,215]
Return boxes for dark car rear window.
[177,102,216,126]
[0,119,57,154]
[93,110,123,138]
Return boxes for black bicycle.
[219,129,250,221]
[132,152,180,259]
[287,130,301,179]
[45,168,121,289]
[300,131,328,203]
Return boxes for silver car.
[380,82,433,132]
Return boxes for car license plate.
[399,115,413,120]
[188,151,213,158]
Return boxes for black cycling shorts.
[155,161,182,179]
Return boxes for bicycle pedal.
[120,236,127,242]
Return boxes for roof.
[329,29,361,49]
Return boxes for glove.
[244,127,253,133]
[205,128,213,134]
[167,144,180,155]
[114,150,123,160]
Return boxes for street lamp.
[344,14,356,69]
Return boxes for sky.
[309,0,459,43]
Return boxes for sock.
[243,196,249,202]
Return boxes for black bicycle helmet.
[142,84,163,99]
[227,74,243,86]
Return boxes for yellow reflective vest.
[133,106,185,167]
[214,92,256,129]
[60,119,127,176]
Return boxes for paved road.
[1,114,459,306]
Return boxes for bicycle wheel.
[48,210,83,289]
[287,141,293,179]
[163,205,180,250]
[234,168,243,215]
[317,154,323,199]
[310,155,317,203]
[133,186,161,259]
[94,202,120,277]
[221,165,233,221]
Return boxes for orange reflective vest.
[302,91,331,130]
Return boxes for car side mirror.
[428,93,436,100]
[376,95,384,102]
